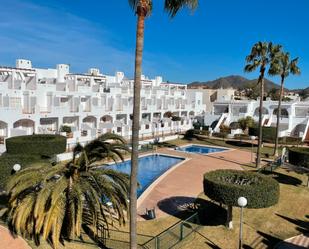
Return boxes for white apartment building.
[0,59,205,147]
[188,88,235,112]
[204,98,309,142]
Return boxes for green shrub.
[193,122,201,130]
[279,136,303,145]
[203,169,279,208]
[193,123,209,131]
[200,130,210,136]
[219,125,231,134]
[238,116,255,132]
[212,132,228,139]
[59,125,72,133]
[193,129,210,136]
[234,134,250,140]
[171,116,181,121]
[184,129,195,140]
[0,153,50,190]
[248,126,276,143]
[6,134,66,156]
[288,147,309,168]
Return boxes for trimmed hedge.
[6,134,66,156]
[203,169,279,208]
[212,132,228,139]
[234,134,251,140]
[279,136,303,145]
[249,126,276,143]
[184,129,195,140]
[288,147,309,168]
[0,154,50,190]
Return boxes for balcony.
[39,106,51,113]
[23,107,35,114]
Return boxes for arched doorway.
[13,119,35,135]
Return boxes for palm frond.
[164,0,198,17]
[290,57,301,75]
[5,132,130,248]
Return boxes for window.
[10,97,21,108]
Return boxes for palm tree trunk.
[274,75,285,156]
[256,69,265,168]
[130,9,145,249]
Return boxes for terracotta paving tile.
[0,225,31,249]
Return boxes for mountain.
[188,75,281,91]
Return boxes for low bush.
[219,125,231,134]
[171,116,181,121]
[6,134,66,156]
[288,147,309,168]
[212,132,228,139]
[234,134,251,140]
[193,129,210,136]
[203,169,279,208]
[279,136,303,145]
[248,126,276,143]
[193,122,201,130]
[59,125,72,133]
[200,130,210,136]
[184,129,195,140]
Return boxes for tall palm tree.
[269,52,300,156]
[244,42,282,168]
[128,1,198,248]
[5,133,130,249]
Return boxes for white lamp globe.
[237,197,247,207]
[13,164,21,172]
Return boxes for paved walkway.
[276,234,309,249]
[0,225,31,249]
[137,146,253,219]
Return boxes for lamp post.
[238,196,247,249]
[12,163,21,175]
[250,136,255,163]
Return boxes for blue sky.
[0,0,308,89]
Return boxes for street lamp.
[238,196,247,249]
[12,163,21,175]
[250,136,256,163]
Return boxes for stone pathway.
[0,225,31,249]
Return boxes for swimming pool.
[176,145,227,154]
[107,154,184,197]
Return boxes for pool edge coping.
[136,154,191,208]
[169,143,235,156]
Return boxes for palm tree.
[5,133,130,249]
[269,52,300,156]
[238,116,255,134]
[244,42,282,168]
[128,1,198,248]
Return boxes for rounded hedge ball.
[203,169,279,208]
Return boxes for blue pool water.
[107,155,184,197]
[177,145,227,154]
